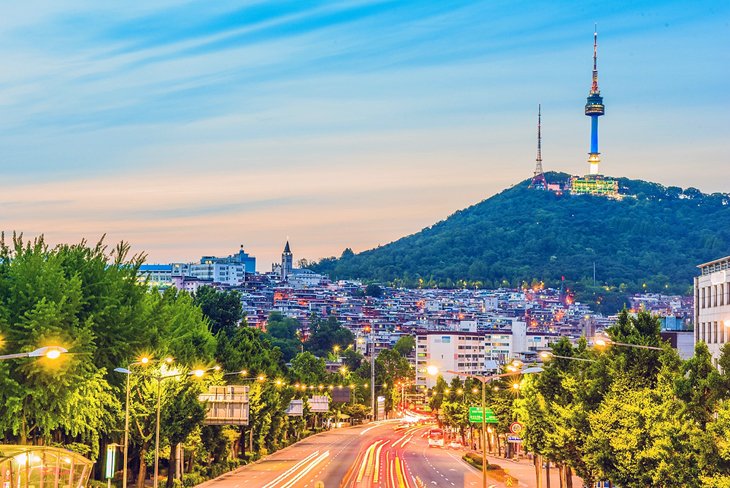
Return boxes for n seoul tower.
[585,26,605,175]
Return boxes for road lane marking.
[389,457,398,487]
[395,455,413,488]
[279,451,330,488]
[261,450,321,488]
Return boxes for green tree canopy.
[305,316,355,358]
[193,286,242,336]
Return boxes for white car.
[449,441,463,449]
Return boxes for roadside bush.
[462,452,501,471]
[182,472,206,487]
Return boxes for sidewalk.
[455,449,583,488]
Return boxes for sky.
[1,0,728,270]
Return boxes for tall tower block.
[529,104,547,189]
[585,27,605,175]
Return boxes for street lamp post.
[538,351,596,362]
[116,359,215,488]
[114,357,151,488]
[368,328,376,421]
[594,338,663,351]
[153,365,219,488]
[0,346,67,361]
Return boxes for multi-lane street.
[199,420,533,488]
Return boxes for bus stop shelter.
[0,445,93,488]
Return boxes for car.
[449,441,463,449]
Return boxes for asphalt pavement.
[197,421,583,488]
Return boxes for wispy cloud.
[0,0,728,267]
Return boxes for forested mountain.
[311,173,730,310]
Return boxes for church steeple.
[281,240,293,281]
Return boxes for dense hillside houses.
[139,242,694,373]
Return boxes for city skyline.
[1,1,728,269]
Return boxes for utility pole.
[593,261,596,287]
[370,327,376,421]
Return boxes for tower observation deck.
[585,28,605,175]
[569,26,618,198]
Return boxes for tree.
[193,287,242,336]
[266,312,299,340]
[393,336,415,357]
[675,342,726,429]
[364,284,383,298]
[305,316,354,357]
[289,352,327,387]
[0,235,129,457]
[264,313,302,362]
[341,348,364,372]
[162,376,207,488]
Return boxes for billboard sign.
[377,396,385,420]
[332,387,351,403]
[308,395,330,412]
[199,385,249,425]
[286,399,304,416]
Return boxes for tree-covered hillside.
[311,174,730,307]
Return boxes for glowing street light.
[539,351,596,362]
[0,345,68,361]
[426,365,439,377]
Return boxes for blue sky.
[0,1,728,268]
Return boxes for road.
[198,421,581,488]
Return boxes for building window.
[714,321,719,344]
[702,287,706,308]
[719,321,725,344]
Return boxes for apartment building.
[695,256,730,366]
[415,331,486,388]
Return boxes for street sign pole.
[105,444,119,488]
[481,379,487,488]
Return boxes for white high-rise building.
[416,331,486,388]
[695,256,730,366]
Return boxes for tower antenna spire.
[537,103,542,163]
[591,24,599,94]
[529,104,547,190]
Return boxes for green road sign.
[468,406,498,423]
